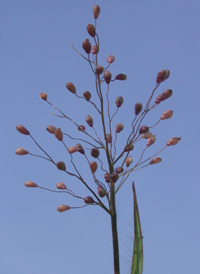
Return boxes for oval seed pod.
[56,161,66,171]
[76,143,85,154]
[135,103,142,115]
[93,5,100,19]
[95,65,104,75]
[115,123,124,133]
[87,24,96,37]
[149,157,162,165]
[115,73,127,80]
[15,148,29,155]
[104,173,110,183]
[56,182,67,189]
[84,196,94,204]
[97,186,106,198]
[54,127,63,141]
[90,161,98,174]
[82,39,91,54]
[147,135,156,147]
[106,134,112,143]
[25,181,38,187]
[126,156,133,167]
[115,96,124,108]
[68,146,78,154]
[85,115,93,127]
[92,45,99,55]
[110,173,119,183]
[66,82,76,94]
[155,94,162,104]
[16,125,30,135]
[161,89,173,101]
[91,148,100,158]
[160,110,173,120]
[57,205,71,212]
[139,126,149,134]
[40,92,47,100]
[167,137,181,146]
[156,70,170,83]
[124,143,134,152]
[83,91,91,101]
[103,70,112,84]
[142,132,152,139]
[46,125,56,134]
[78,125,86,131]
[115,167,124,174]
[107,55,115,64]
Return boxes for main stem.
[110,182,120,274]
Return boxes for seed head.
[115,96,124,108]
[124,143,134,152]
[82,39,91,54]
[83,91,91,101]
[85,115,93,127]
[76,143,85,154]
[107,55,115,64]
[54,127,63,141]
[149,157,162,165]
[135,103,143,115]
[16,125,30,135]
[46,125,56,134]
[66,82,76,94]
[155,94,162,104]
[111,173,119,183]
[147,135,156,147]
[92,45,99,55]
[115,167,124,174]
[90,161,98,174]
[105,134,112,143]
[126,156,133,167]
[156,70,170,83]
[25,181,38,187]
[139,126,149,134]
[78,125,86,131]
[161,89,173,101]
[56,161,66,171]
[91,148,100,158]
[160,110,173,120]
[103,70,112,84]
[84,196,94,204]
[115,123,124,133]
[142,132,152,139]
[15,148,29,155]
[57,205,71,212]
[95,65,104,75]
[68,146,78,154]
[39,92,47,100]
[56,182,67,189]
[115,73,127,80]
[167,137,181,146]
[104,173,110,183]
[97,186,106,198]
[87,24,96,37]
[93,5,100,19]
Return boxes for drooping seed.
[54,127,63,141]
[46,125,56,134]
[115,73,127,80]
[91,148,100,158]
[15,148,29,155]
[87,24,96,37]
[56,182,67,189]
[16,125,30,135]
[25,181,38,187]
[84,196,94,204]
[66,82,76,94]
[82,39,91,54]
[57,205,71,212]
[139,126,149,134]
[83,91,91,101]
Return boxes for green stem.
[110,181,120,274]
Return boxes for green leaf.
[131,182,143,274]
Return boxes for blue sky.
[1,0,200,273]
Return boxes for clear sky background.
[1,0,200,273]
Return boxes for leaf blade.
[131,182,143,274]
